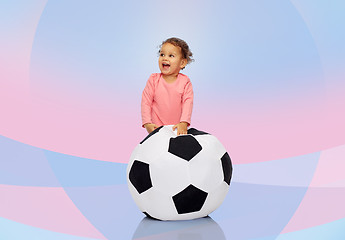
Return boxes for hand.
[172,122,188,136]
[144,123,159,134]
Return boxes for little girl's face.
[158,43,187,78]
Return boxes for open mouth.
[162,63,170,68]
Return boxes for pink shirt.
[141,73,194,127]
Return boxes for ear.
[180,58,187,69]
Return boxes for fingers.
[172,124,188,136]
[177,130,188,136]
[147,126,155,133]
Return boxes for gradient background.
[1,0,345,239]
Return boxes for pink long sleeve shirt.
[141,73,194,127]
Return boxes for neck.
[162,73,178,83]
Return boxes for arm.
[144,123,159,134]
[180,80,193,126]
[141,75,159,133]
[141,75,154,127]
[173,80,194,135]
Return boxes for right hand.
[144,123,159,134]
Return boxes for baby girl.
[141,37,194,136]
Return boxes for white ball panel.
[200,182,229,216]
[150,153,190,196]
[127,179,146,212]
[141,189,178,220]
[139,126,177,162]
[189,151,224,192]
[140,134,170,163]
[195,134,227,159]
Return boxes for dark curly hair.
[159,37,194,69]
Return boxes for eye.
[169,54,174,57]
[160,53,164,57]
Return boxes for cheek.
[174,59,182,66]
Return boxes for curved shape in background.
[1,134,345,239]
[0,1,345,239]
[1,0,344,163]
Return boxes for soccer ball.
[127,125,233,220]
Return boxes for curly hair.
[159,37,194,69]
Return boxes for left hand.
[172,122,188,136]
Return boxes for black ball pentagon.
[140,126,164,144]
[187,128,209,136]
[129,160,152,194]
[168,135,202,161]
[221,152,233,185]
[172,185,208,214]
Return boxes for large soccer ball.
[127,125,233,220]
